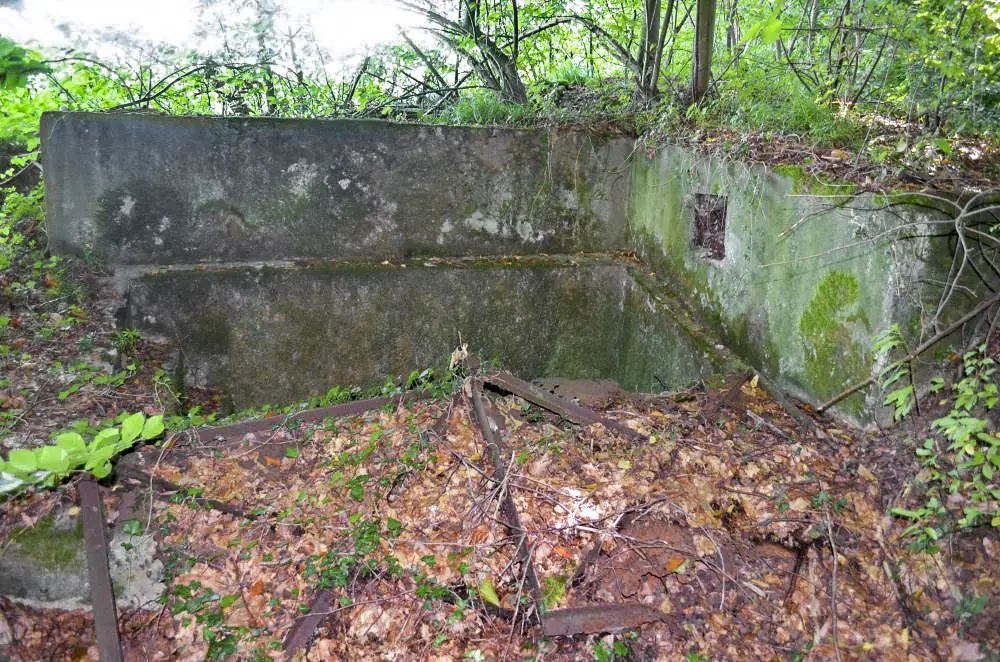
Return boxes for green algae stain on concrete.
[0,515,90,606]
[799,271,870,412]
[772,163,859,197]
[10,516,85,573]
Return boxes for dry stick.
[825,509,843,662]
[817,291,1000,413]
[115,463,248,518]
[0,160,40,187]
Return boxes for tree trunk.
[691,0,718,102]
[807,0,820,51]
[638,0,662,99]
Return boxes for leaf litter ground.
[2,376,998,661]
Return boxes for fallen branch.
[0,160,40,188]
[817,290,1000,412]
[115,462,250,518]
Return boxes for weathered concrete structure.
[42,112,977,423]
[628,149,981,418]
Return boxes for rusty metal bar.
[470,381,546,625]
[282,589,333,659]
[542,604,668,636]
[484,371,647,442]
[77,479,124,662]
[196,390,434,443]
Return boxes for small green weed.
[171,580,252,660]
[886,342,999,550]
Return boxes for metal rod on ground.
[282,589,333,659]
[78,479,124,662]
[470,381,547,625]
[196,390,434,443]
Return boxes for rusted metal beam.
[282,589,332,659]
[196,390,434,443]
[542,604,668,636]
[484,371,647,442]
[77,479,124,662]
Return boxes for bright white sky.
[0,0,424,73]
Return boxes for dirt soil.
[2,376,996,661]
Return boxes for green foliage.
[441,90,534,126]
[170,580,254,660]
[888,344,1000,550]
[0,411,165,494]
[0,38,50,90]
[874,324,916,421]
[592,633,637,661]
[0,182,44,271]
[895,0,1000,131]
[302,515,404,590]
[1,0,996,165]
[112,327,141,354]
[702,75,864,149]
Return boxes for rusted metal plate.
[282,589,332,659]
[531,378,624,407]
[486,371,647,442]
[542,604,668,637]
[77,480,124,662]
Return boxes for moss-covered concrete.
[627,145,982,424]
[0,509,167,609]
[41,114,989,425]
[799,271,869,415]
[0,514,89,607]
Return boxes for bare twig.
[817,290,1000,412]
[0,160,41,188]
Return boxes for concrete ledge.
[123,257,725,406]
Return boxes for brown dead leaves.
[6,377,996,660]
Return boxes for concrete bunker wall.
[42,113,974,422]
[627,148,984,422]
[41,112,726,407]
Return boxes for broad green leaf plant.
[0,411,164,494]
[877,331,1000,550]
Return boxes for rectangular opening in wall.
[692,193,727,260]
